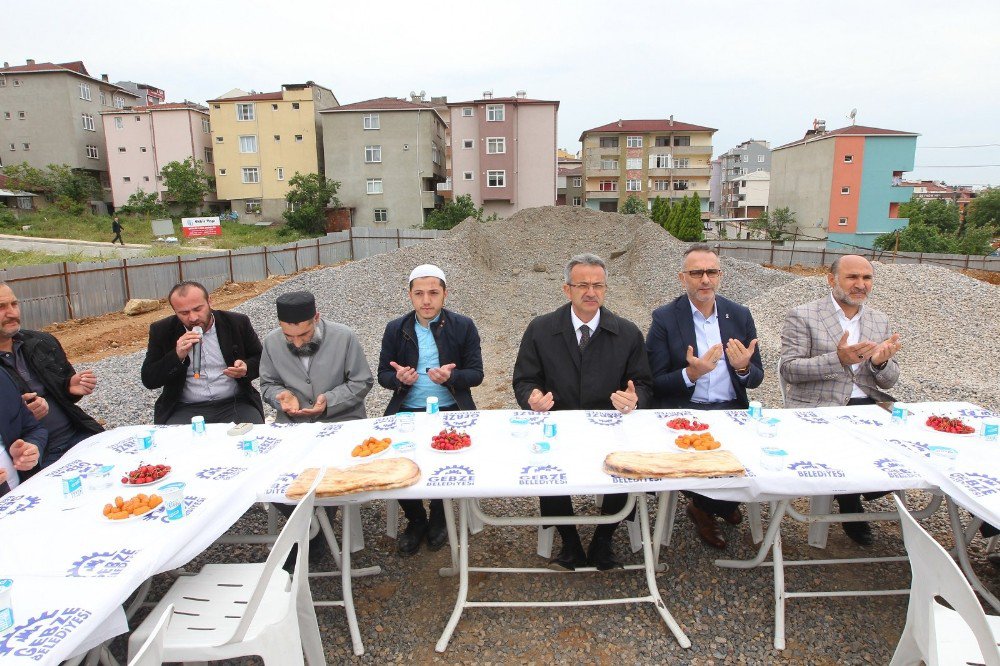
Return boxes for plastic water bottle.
[191,415,206,441]
[982,418,999,442]
[426,396,440,430]
[748,401,763,420]
[891,402,909,426]
[0,579,13,634]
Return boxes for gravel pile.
[70,206,999,663]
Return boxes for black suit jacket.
[513,303,652,411]
[646,294,764,408]
[1,368,47,464]
[141,310,264,424]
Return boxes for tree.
[874,221,993,255]
[117,189,167,218]
[676,194,704,241]
[898,197,959,234]
[650,196,666,226]
[750,207,796,240]
[160,158,211,216]
[618,194,647,216]
[966,187,1000,232]
[665,199,682,236]
[46,164,102,213]
[423,194,484,230]
[283,172,340,235]
[2,162,50,193]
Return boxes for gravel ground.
[72,206,999,663]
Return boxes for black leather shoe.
[988,552,1000,568]
[587,537,623,571]
[842,520,874,546]
[308,536,328,566]
[398,520,427,557]
[547,542,587,571]
[426,518,448,551]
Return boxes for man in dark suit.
[141,281,264,425]
[0,368,47,494]
[646,243,763,549]
[513,253,652,571]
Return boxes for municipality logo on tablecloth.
[43,459,103,478]
[317,424,344,438]
[0,608,92,661]
[788,460,846,478]
[371,416,396,431]
[883,438,934,457]
[873,458,920,479]
[949,472,1000,498]
[610,474,657,484]
[0,494,40,518]
[654,410,696,420]
[108,437,137,454]
[253,436,281,454]
[518,464,567,486]
[956,408,997,420]
[142,496,206,523]
[68,549,139,578]
[724,410,752,426]
[195,466,248,481]
[513,410,547,425]
[444,411,479,428]
[793,411,829,425]
[836,414,884,427]
[267,472,298,495]
[586,411,622,427]
[427,464,475,487]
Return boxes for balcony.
[436,179,452,193]
[647,166,711,178]
[670,145,713,156]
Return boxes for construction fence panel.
[716,244,1000,272]
[318,232,352,266]
[1,263,71,329]
[68,259,127,320]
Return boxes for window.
[486,104,505,121]
[654,137,671,147]
[600,159,619,170]
[674,180,689,190]
[291,102,300,110]
[294,134,303,142]
[0,77,5,88]
[572,176,582,187]
[204,148,213,163]
[215,136,224,143]
[674,158,690,169]
[651,154,671,169]
[572,197,582,206]
[844,154,854,163]
[122,177,131,183]
[114,96,126,109]
[366,178,383,194]
[653,179,670,191]
[276,167,284,180]
[18,111,25,119]
[12,79,20,87]
[219,168,227,176]
[374,208,388,223]
[741,181,747,187]
[118,147,126,153]
[841,186,850,195]
[202,118,210,133]
[626,136,642,148]
[213,104,220,109]
[79,82,91,100]
[245,199,261,214]
[626,158,642,170]
[599,137,619,148]
[462,107,473,117]
[838,217,848,226]
[239,135,258,153]
[273,134,281,142]
[462,171,474,180]
[487,137,506,154]
[487,170,506,187]
[365,145,382,163]
[81,113,95,131]
[99,91,107,106]
[236,103,255,121]
[626,179,641,191]
[462,140,473,149]
[268,103,277,111]
[363,113,380,130]
[242,167,260,183]
[2,112,8,119]
[85,145,98,159]
[114,116,124,130]
[432,144,440,164]
[742,155,749,163]
[143,176,150,182]
[599,180,617,192]
[757,155,765,163]
[7,143,14,151]
[673,136,691,146]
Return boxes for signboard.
[181,216,222,238]
[150,218,175,237]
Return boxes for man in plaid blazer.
[779,254,902,545]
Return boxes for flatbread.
[286,458,421,499]
[604,450,745,479]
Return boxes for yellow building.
[579,118,715,215]
[207,82,338,221]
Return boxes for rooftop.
[206,91,285,103]
[323,96,433,112]
[448,96,559,107]
[580,119,717,141]
[774,125,919,150]
[0,60,139,96]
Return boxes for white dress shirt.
[570,308,600,344]
[681,299,739,403]
[831,293,868,399]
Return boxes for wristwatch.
[735,366,750,376]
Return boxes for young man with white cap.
[377,264,484,556]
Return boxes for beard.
[287,340,320,357]
[832,284,868,307]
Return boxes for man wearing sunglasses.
[646,243,763,549]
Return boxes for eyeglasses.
[682,269,722,279]
[567,282,608,292]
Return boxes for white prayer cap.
[408,264,446,285]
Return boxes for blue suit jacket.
[1,368,47,462]
[646,294,764,408]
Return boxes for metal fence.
[714,242,1000,273]
[1,227,446,329]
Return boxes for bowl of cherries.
[430,428,472,453]
[121,463,172,486]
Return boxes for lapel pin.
[725,313,730,319]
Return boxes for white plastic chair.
[890,494,1000,666]
[127,486,325,665]
[127,604,172,666]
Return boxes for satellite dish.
[848,108,857,125]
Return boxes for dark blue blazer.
[646,294,764,408]
[0,368,47,463]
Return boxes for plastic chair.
[890,494,1000,666]
[127,486,324,665]
[127,604,172,666]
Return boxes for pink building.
[101,102,215,210]
[446,92,558,216]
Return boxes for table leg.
[650,491,669,571]
[339,505,365,656]
[439,497,460,577]
[716,499,790,569]
[637,494,690,648]
[772,529,786,651]
[947,497,1000,613]
[436,498,470,652]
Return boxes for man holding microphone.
[141,281,264,425]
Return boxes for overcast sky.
[7,0,999,186]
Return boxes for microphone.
[191,326,203,379]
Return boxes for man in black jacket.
[141,281,264,425]
[378,264,484,555]
[0,368,47,493]
[513,253,652,571]
[0,282,101,469]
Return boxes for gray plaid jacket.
[779,295,899,407]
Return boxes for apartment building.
[557,156,583,206]
[208,82,338,221]
[321,96,446,228]
[446,92,558,216]
[719,139,770,219]
[0,59,143,206]
[580,118,715,214]
[115,81,165,106]
[769,121,917,248]
[101,102,216,210]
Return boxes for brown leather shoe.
[722,507,743,525]
[687,504,726,549]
